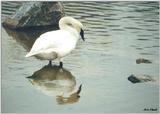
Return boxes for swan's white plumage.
[25,16,83,62]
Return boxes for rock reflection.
[27,65,82,105]
[3,26,58,51]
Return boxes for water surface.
[1,1,159,113]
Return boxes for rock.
[128,74,155,84]
[136,58,152,64]
[128,75,141,83]
[2,2,64,30]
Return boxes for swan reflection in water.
[27,65,82,105]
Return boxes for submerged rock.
[2,2,64,30]
[128,74,155,84]
[136,58,152,64]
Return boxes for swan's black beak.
[80,29,85,41]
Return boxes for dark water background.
[1,1,159,113]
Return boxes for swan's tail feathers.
[25,52,34,57]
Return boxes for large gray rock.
[2,2,64,30]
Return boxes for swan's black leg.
[59,62,63,68]
[48,60,52,66]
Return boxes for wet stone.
[136,58,152,64]
[128,74,155,84]
[2,2,64,30]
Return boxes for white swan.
[25,16,84,67]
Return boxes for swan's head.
[59,16,85,41]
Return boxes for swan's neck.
[61,26,79,40]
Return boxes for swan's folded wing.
[25,30,70,57]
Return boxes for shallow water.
[1,1,159,113]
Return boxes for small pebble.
[136,58,152,64]
[128,74,155,84]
